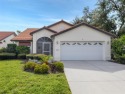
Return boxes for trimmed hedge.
[26,54,34,59]
[0,53,16,60]
[18,54,26,59]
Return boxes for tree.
[16,30,21,35]
[92,0,116,33]
[72,1,116,33]
[112,35,125,62]
[109,0,125,31]
[72,7,91,25]
[72,16,83,25]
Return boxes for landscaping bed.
[24,54,64,74]
[0,60,71,94]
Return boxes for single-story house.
[12,20,116,61]
[0,32,16,48]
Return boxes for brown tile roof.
[11,28,38,41]
[51,22,117,38]
[0,32,16,41]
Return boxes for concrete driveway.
[63,61,125,94]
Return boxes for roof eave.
[0,32,16,41]
[30,27,57,35]
[51,23,117,38]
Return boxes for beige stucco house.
[12,20,116,61]
[31,20,116,61]
[0,32,16,48]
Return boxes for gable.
[54,25,111,41]
[0,32,16,41]
[48,22,73,32]
[52,23,116,38]
[33,29,55,40]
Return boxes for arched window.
[37,37,53,55]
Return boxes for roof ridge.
[26,28,39,29]
[0,31,15,33]
[47,20,74,28]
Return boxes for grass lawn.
[0,60,71,94]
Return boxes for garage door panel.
[61,42,103,60]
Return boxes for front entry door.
[43,42,51,55]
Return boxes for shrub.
[34,54,45,60]
[18,54,26,59]
[112,35,125,63]
[0,53,16,60]
[16,46,30,54]
[119,54,125,64]
[0,48,7,53]
[7,44,17,53]
[52,62,64,72]
[37,54,53,64]
[34,63,49,74]
[24,62,36,71]
[26,54,53,63]
[26,54,35,59]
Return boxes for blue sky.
[0,0,97,32]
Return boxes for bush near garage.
[112,35,125,63]
[52,62,64,72]
[118,54,125,64]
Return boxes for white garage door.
[61,42,104,60]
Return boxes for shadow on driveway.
[62,60,125,73]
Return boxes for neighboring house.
[12,20,116,61]
[11,28,38,53]
[0,32,16,48]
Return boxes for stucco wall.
[49,23,72,32]
[0,34,16,48]
[32,29,54,53]
[53,25,111,61]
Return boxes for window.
[83,43,87,45]
[88,43,92,45]
[99,43,103,45]
[61,43,65,45]
[94,43,97,45]
[72,43,76,45]
[77,43,81,45]
[66,43,70,45]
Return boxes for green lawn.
[0,60,71,94]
